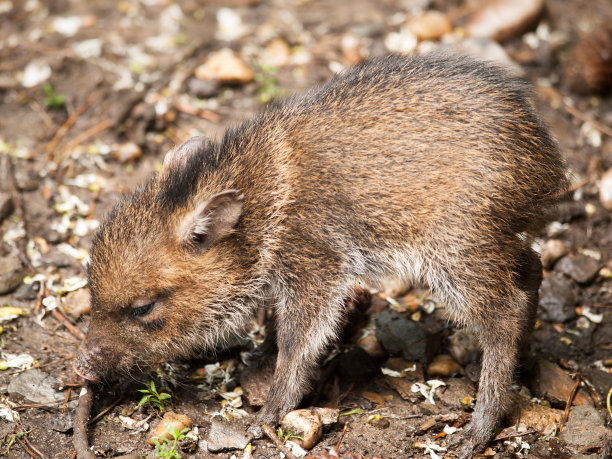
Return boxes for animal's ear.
[178,190,244,250]
[162,136,213,171]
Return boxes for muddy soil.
[0,0,610,458]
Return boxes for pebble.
[240,356,275,407]
[564,25,612,95]
[261,37,291,67]
[464,0,544,42]
[375,309,431,362]
[205,419,252,452]
[538,272,578,322]
[555,253,602,284]
[147,412,192,445]
[448,329,480,366]
[21,59,51,88]
[113,142,142,163]
[187,78,220,98]
[407,11,452,41]
[529,359,591,406]
[0,255,26,295]
[14,169,40,191]
[194,49,254,85]
[509,397,563,436]
[559,405,611,454]
[539,238,567,269]
[8,368,64,405]
[61,288,91,319]
[599,167,612,210]
[356,331,387,359]
[426,354,462,377]
[281,409,322,450]
[0,192,14,224]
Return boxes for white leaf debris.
[216,8,247,41]
[414,440,447,459]
[118,414,151,433]
[0,352,35,370]
[53,16,83,37]
[578,306,603,324]
[0,399,19,423]
[381,364,417,377]
[285,441,307,458]
[411,380,446,405]
[0,307,27,323]
[443,424,458,435]
[20,59,51,87]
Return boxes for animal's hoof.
[446,425,485,459]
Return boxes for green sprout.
[153,424,189,459]
[137,380,172,413]
[43,83,65,109]
[254,62,284,105]
[276,427,304,443]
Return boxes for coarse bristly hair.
[76,52,569,457]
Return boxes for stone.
[427,354,462,377]
[559,405,611,454]
[538,272,579,322]
[539,239,568,269]
[261,37,291,67]
[0,192,14,223]
[529,359,591,406]
[407,11,452,41]
[356,331,387,359]
[509,397,564,436]
[464,0,544,42]
[8,368,64,405]
[205,419,252,452]
[186,78,220,98]
[240,358,274,407]
[375,309,432,362]
[600,167,612,210]
[194,49,254,85]
[281,409,322,449]
[147,412,192,445]
[113,142,142,163]
[0,255,26,295]
[556,253,602,284]
[61,288,91,319]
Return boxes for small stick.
[335,423,348,450]
[51,309,86,341]
[46,90,102,161]
[63,372,78,414]
[492,429,537,442]
[563,378,582,423]
[88,396,123,425]
[262,424,297,459]
[564,104,612,137]
[74,381,96,459]
[61,119,114,155]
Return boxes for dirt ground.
[0,0,611,458]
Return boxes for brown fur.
[75,53,568,456]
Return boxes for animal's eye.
[131,302,154,318]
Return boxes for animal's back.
[269,54,567,245]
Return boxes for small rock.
[559,405,611,454]
[147,412,192,445]
[509,397,563,436]
[195,49,254,85]
[206,419,252,452]
[14,169,40,191]
[448,329,480,366]
[51,413,73,433]
[564,25,612,95]
[540,239,568,269]
[555,201,586,223]
[312,407,339,425]
[407,11,452,41]
[538,272,579,322]
[464,0,544,42]
[281,409,322,450]
[530,359,591,406]
[599,167,612,210]
[14,281,40,301]
[427,354,462,377]
[21,59,51,88]
[0,192,14,223]
[8,369,64,405]
[61,288,91,319]
[375,309,432,362]
[0,255,26,295]
[261,37,291,67]
[113,142,142,163]
[241,357,275,407]
[341,33,364,65]
[556,253,602,284]
[356,331,386,359]
[187,77,220,98]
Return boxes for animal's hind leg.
[515,245,542,363]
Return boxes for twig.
[335,423,348,450]
[492,429,537,442]
[6,403,49,458]
[63,372,78,414]
[51,309,86,341]
[60,119,114,155]
[564,103,612,137]
[88,396,122,425]
[73,381,95,459]
[563,378,582,423]
[174,102,221,123]
[262,424,297,459]
[46,89,103,162]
